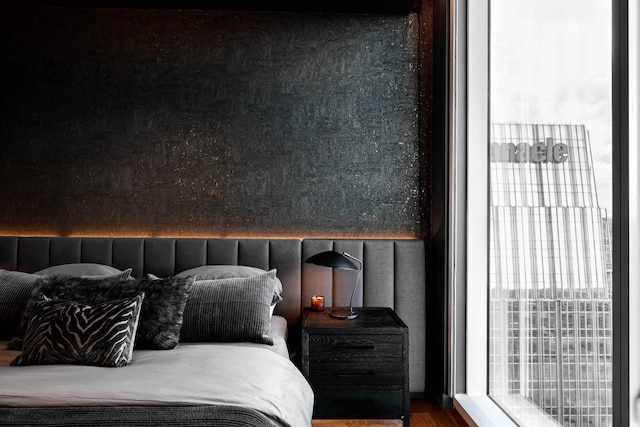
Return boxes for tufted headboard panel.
[0,236,425,394]
[0,237,302,329]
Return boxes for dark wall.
[0,6,421,238]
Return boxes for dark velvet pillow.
[11,293,144,367]
[180,270,277,345]
[9,276,194,350]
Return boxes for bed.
[0,236,426,426]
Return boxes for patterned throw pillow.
[11,293,144,367]
[5,269,133,350]
[10,276,194,350]
[179,270,276,345]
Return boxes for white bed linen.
[0,316,313,427]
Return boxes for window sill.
[453,394,517,427]
[454,394,562,427]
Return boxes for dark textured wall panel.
[0,7,420,238]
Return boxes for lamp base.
[329,308,359,320]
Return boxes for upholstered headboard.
[0,236,426,394]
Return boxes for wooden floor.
[311,398,469,427]
[409,398,469,427]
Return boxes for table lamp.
[305,250,362,320]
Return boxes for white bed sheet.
[0,316,313,427]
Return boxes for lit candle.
[311,295,325,311]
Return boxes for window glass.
[488,1,613,426]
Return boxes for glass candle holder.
[311,295,325,312]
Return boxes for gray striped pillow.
[0,270,41,341]
[175,265,284,306]
[11,293,144,367]
[180,270,277,345]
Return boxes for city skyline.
[489,123,612,427]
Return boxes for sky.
[490,0,613,211]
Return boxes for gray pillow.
[11,293,144,367]
[36,263,132,279]
[180,270,277,345]
[176,265,283,306]
[0,270,41,341]
[9,275,194,350]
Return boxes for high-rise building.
[488,123,613,426]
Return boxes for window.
[453,1,630,426]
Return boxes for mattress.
[0,316,313,427]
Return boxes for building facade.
[488,123,613,426]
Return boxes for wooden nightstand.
[302,307,409,427]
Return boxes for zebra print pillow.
[11,293,144,367]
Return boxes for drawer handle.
[335,399,376,406]
[330,345,375,350]
[335,370,375,377]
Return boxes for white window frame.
[450,1,633,425]
[451,0,518,424]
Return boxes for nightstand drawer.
[308,334,403,362]
[309,361,404,386]
[313,389,404,419]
